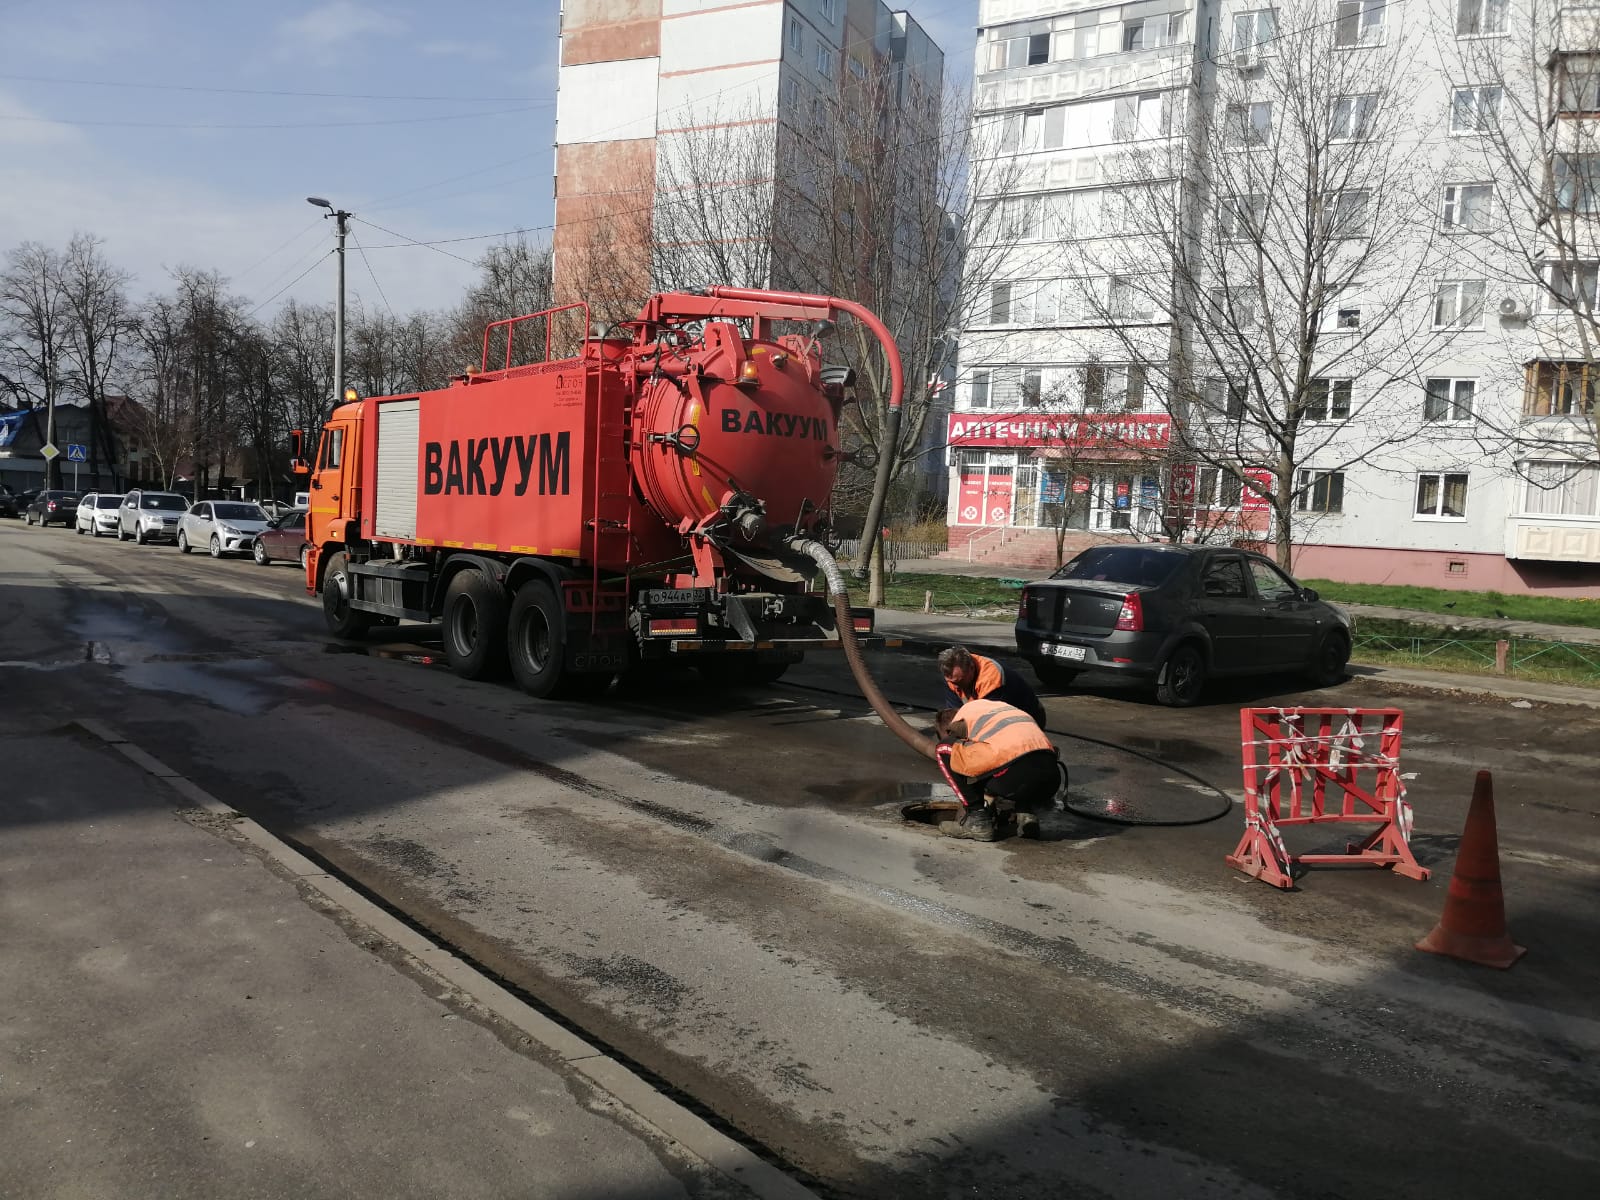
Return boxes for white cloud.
[278,2,405,62]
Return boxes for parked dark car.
[0,491,16,518]
[251,509,308,568]
[23,489,81,527]
[1014,544,1352,707]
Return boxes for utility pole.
[306,197,351,404]
[43,347,59,489]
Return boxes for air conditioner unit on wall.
[1233,51,1258,71]
[1498,296,1531,320]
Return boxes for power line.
[0,102,544,131]
[352,217,481,266]
[349,229,396,319]
[246,249,332,318]
[0,72,549,104]
[231,218,324,284]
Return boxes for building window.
[1225,101,1272,147]
[1416,472,1469,519]
[1021,369,1044,406]
[1108,275,1155,319]
[1425,378,1476,422]
[1433,280,1486,328]
[1335,0,1387,47]
[1558,54,1600,114]
[1553,153,1600,213]
[819,0,836,21]
[1451,86,1501,133]
[1544,260,1600,311]
[1524,361,1600,415]
[1209,287,1257,328]
[788,15,803,52]
[989,29,1053,70]
[1297,469,1345,513]
[815,44,834,78]
[1084,365,1146,412]
[1219,193,1265,240]
[1523,462,1600,515]
[1199,467,1245,508]
[1331,94,1378,140]
[1203,377,1247,418]
[1326,189,1370,238]
[1456,0,1507,35]
[1123,15,1183,52]
[1231,9,1276,58]
[969,369,992,409]
[1441,182,1492,231]
[1335,305,1362,329]
[1113,92,1171,141]
[1303,378,1352,421]
[989,282,1012,325]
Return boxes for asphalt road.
[4,518,1598,1198]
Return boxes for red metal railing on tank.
[480,302,591,372]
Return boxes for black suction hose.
[787,537,935,761]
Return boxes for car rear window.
[47,491,80,501]
[214,503,266,521]
[1052,546,1185,588]
[142,494,186,510]
[95,496,121,508]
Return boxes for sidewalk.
[875,607,1600,709]
[890,557,1600,647]
[0,727,774,1200]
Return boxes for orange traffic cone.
[1416,771,1526,969]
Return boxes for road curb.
[71,719,819,1200]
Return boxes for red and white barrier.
[1227,707,1430,890]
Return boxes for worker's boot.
[943,805,998,842]
[1014,811,1040,839]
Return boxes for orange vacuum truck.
[292,285,935,757]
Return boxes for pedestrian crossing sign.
[67,443,87,462]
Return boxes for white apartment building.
[952,0,1600,595]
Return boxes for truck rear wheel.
[442,569,509,680]
[322,551,374,639]
[507,579,566,698]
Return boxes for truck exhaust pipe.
[787,538,934,761]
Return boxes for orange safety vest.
[950,653,1006,704]
[947,698,1053,777]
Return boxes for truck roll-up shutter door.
[375,398,421,540]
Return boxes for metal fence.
[1351,629,1600,683]
[831,539,948,564]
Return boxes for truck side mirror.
[289,429,308,475]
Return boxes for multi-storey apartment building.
[952,0,1600,594]
[552,1,943,301]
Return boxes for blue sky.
[0,1,975,317]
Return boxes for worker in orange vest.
[934,697,1063,841]
[939,645,1047,730]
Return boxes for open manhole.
[901,799,964,831]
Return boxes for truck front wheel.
[322,551,374,639]
[442,569,509,680]
[507,579,567,698]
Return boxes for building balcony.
[1506,516,1600,562]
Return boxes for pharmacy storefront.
[947,412,1173,534]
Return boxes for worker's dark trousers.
[953,749,1062,811]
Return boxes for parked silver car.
[74,492,123,536]
[178,500,271,558]
[117,490,188,544]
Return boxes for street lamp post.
[306,197,351,405]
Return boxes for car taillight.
[47,502,57,510]
[1114,592,1144,632]
[1017,589,1030,621]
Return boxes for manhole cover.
[1063,783,1230,826]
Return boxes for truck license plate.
[1047,643,1087,661]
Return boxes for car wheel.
[321,551,373,639]
[117,524,129,541]
[177,530,190,554]
[1307,631,1351,689]
[442,569,509,680]
[209,535,223,559]
[253,539,270,565]
[135,525,147,545]
[507,579,567,697]
[90,524,101,538]
[1031,660,1079,691]
[1155,643,1207,707]
[299,545,310,571]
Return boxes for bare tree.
[129,296,194,489]
[451,237,556,367]
[1066,4,1459,567]
[57,233,137,489]
[0,242,70,485]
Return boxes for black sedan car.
[1015,544,1352,706]
[0,491,16,518]
[23,489,81,527]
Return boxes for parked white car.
[118,490,188,544]
[177,500,271,558]
[75,492,123,536]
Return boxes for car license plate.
[1046,643,1087,661]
